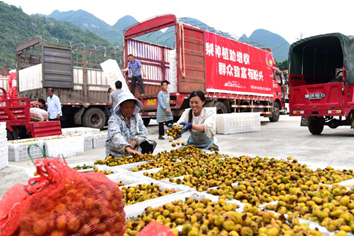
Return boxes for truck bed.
[290,82,344,116]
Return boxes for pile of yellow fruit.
[95,153,155,166]
[124,197,327,236]
[121,183,179,205]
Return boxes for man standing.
[47,88,62,121]
[121,54,146,96]
[157,80,174,140]
[108,81,124,112]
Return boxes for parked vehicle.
[122,14,286,126]
[15,36,122,129]
[289,33,354,135]
[0,87,61,140]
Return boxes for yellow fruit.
[182,224,193,235]
[240,226,253,236]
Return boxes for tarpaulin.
[289,33,354,84]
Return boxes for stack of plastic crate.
[93,131,107,148]
[8,138,45,162]
[44,135,84,157]
[61,128,100,150]
[61,127,100,135]
[0,122,8,169]
[216,113,261,134]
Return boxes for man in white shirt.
[47,88,62,121]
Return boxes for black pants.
[158,120,174,136]
[140,141,155,154]
[131,75,145,95]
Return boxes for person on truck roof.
[105,91,156,158]
[157,80,174,140]
[108,81,123,113]
[121,54,146,96]
[177,90,218,151]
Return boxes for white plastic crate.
[0,122,8,169]
[83,133,93,150]
[7,140,45,162]
[0,145,8,170]
[61,127,100,135]
[44,135,84,157]
[216,112,261,134]
[0,123,6,140]
[93,132,107,148]
[108,170,155,185]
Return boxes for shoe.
[140,93,145,96]
[158,135,165,140]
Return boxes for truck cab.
[289,33,354,134]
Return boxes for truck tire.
[214,101,227,114]
[308,117,324,135]
[143,118,150,127]
[269,102,280,122]
[82,108,106,129]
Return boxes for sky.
[3,0,354,45]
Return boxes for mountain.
[112,15,139,45]
[0,2,114,68]
[45,11,290,61]
[48,11,138,46]
[113,15,138,32]
[240,29,290,62]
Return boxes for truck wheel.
[308,117,324,135]
[82,108,106,129]
[269,102,280,122]
[7,129,18,140]
[143,118,150,127]
[214,101,227,114]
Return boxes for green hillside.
[48,9,122,45]
[0,1,114,68]
[240,29,290,62]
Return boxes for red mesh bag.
[0,158,126,236]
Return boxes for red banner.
[204,31,276,96]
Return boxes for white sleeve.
[177,109,190,124]
[203,109,216,138]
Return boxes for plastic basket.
[0,144,8,170]
[93,132,107,148]
[44,135,84,157]
[61,127,100,135]
[83,133,93,150]
[7,140,45,162]
[216,113,261,134]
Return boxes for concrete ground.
[2,115,354,199]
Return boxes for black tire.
[82,108,106,129]
[143,118,150,127]
[269,102,280,122]
[308,117,324,135]
[7,129,18,140]
[214,101,228,114]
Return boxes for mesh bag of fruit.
[0,157,126,236]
